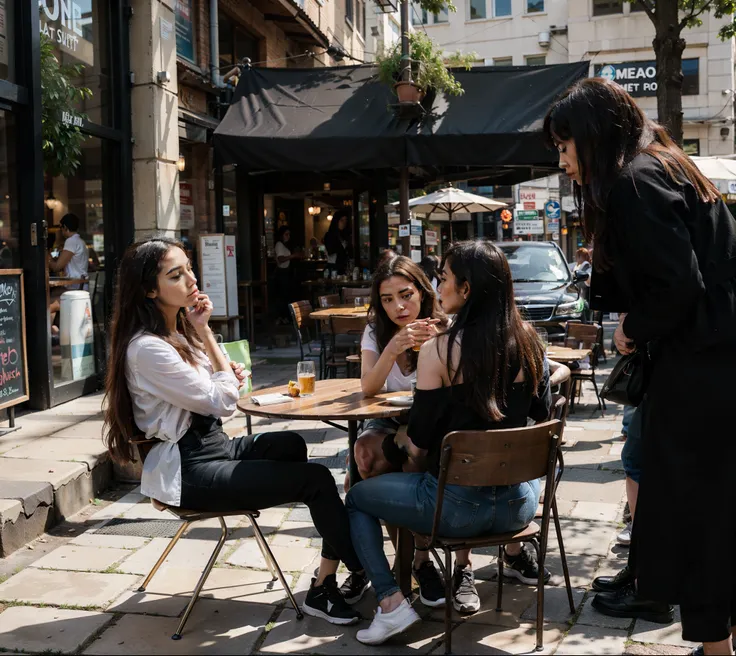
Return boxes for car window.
[500,245,569,283]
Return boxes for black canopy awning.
[214,62,588,174]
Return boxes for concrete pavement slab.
[625,644,691,655]
[84,600,275,655]
[0,568,140,607]
[0,480,53,515]
[548,518,618,556]
[117,537,225,575]
[87,487,145,523]
[432,621,566,655]
[576,597,632,629]
[0,458,87,490]
[226,539,268,570]
[631,607,698,649]
[545,553,603,589]
[569,501,620,522]
[260,608,447,655]
[3,437,109,470]
[70,532,150,550]
[557,625,629,654]
[556,468,626,505]
[50,419,106,440]
[30,544,130,572]
[519,586,585,623]
[0,606,113,654]
[0,498,22,525]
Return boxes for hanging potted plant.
[40,33,93,178]
[377,31,475,103]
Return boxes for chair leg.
[172,517,229,640]
[590,375,605,413]
[138,521,190,592]
[553,498,576,614]
[444,547,453,655]
[530,538,544,653]
[251,517,304,620]
[246,415,253,437]
[248,515,277,581]
[496,545,504,612]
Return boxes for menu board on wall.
[199,235,228,317]
[0,271,28,411]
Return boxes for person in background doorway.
[573,248,592,321]
[274,225,303,325]
[420,255,440,292]
[48,213,89,285]
[324,210,352,275]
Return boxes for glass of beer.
[297,361,316,396]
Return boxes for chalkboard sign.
[0,271,28,411]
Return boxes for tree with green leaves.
[39,33,92,178]
[632,0,736,145]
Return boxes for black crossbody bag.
[600,345,652,407]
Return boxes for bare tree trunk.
[653,7,686,145]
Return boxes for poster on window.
[174,0,195,63]
[39,0,95,66]
[179,182,195,230]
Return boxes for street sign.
[514,209,544,236]
[545,200,561,220]
[399,224,410,237]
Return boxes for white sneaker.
[616,522,632,546]
[356,599,421,646]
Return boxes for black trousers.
[681,595,735,643]
[179,414,361,572]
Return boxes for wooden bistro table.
[309,305,369,320]
[48,277,88,289]
[546,346,592,364]
[238,378,414,594]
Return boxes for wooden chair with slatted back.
[414,420,575,654]
[564,322,605,413]
[129,439,302,641]
[288,301,322,372]
[341,287,371,304]
[325,315,367,378]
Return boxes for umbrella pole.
[448,209,453,242]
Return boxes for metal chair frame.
[132,441,303,640]
[414,420,575,654]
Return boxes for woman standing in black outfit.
[545,78,736,655]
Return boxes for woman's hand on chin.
[186,294,213,334]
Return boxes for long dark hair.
[369,255,445,372]
[441,241,544,421]
[544,77,719,269]
[103,237,202,464]
[276,225,290,244]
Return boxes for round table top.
[546,346,592,363]
[309,306,369,319]
[333,280,372,287]
[238,378,407,421]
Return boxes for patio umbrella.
[406,187,507,241]
[691,156,736,194]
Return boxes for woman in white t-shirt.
[273,226,302,325]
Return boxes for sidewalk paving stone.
[3,436,109,470]
[557,625,629,654]
[631,607,698,649]
[0,606,113,655]
[260,608,448,655]
[70,532,151,550]
[433,621,566,655]
[519,586,585,623]
[556,469,626,505]
[226,539,269,570]
[545,553,602,589]
[29,544,130,572]
[0,458,87,489]
[84,600,275,655]
[569,501,620,522]
[576,597,632,629]
[0,568,140,607]
[87,487,145,523]
[548,518,617,556]
[117,537,226,575]
[50,419,106,440]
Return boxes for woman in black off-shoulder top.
[345,241,552,646]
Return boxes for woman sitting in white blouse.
[103,237,369,625]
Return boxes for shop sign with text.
[594,59,699,97]
[39,0,94,66]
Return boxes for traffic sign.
[545,200,561,220]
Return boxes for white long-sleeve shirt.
[126,332,239,506]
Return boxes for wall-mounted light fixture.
[45,193,61,211]
[327,214,334,221]
[177,154,186,172]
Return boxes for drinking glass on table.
[535,327,549,349]
[354,297,364,309]
[297,361,316,396]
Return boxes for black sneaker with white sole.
[414,561,446,607]
[500,544,551,586]
[303,574,361,625]
[453,564,480,614]
[339,570,372,604]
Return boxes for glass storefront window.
[45,136,105,388]
[0,110,18,268]
[39,0,111,125]
[0,0,16,83]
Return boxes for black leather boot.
[592,565,634,593]
[591,584,674,624]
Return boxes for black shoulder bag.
[600,347,651,407]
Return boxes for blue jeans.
[345,472,541,602]
[621,404,643,483]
